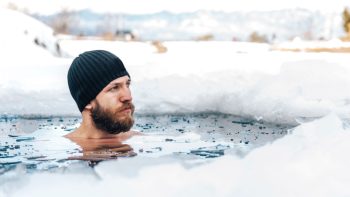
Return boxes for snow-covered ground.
[272,37,350,51]
[1,8,350,197]
[2,38,350,124]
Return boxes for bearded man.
[65,50,137,139]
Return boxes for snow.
[273,38,350,51]
[1,8,350,196]
[2,37,350,124]
[0,8,60,57]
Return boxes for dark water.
[0,113,292,175]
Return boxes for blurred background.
[1,0,350,53]
[0,0,350,120]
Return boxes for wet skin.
[67,134,139,162]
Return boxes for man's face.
[90,76,135,134]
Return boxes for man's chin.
[116,113,133,121]
[117,111,134,122]
[114,116,134,129]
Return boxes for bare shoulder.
[118,130,144,141]
[63,130,78,138]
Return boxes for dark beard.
[91,101,135,134]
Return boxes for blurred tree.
[6,2,29,14]
[195,34,214,41]
[6,2,18,10]
[51,8,75,35]
[99,13,114,39]
[152,41,167,53]
[249,31,268,43]
[303,30,313,40]
[101,32,115,41]
[343,7,350,35]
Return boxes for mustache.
[118,102,135,112]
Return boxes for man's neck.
[68,124,115,139]
[65,122,136,140]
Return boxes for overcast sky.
[1,0,349,14]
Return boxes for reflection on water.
[0,114,293,174]
[0,117,139,174]
[67,137,137,166]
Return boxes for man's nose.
[120,87,132,102]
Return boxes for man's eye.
[110,86,119,91]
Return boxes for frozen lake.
[0,113,292,175]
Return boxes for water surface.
[0,113,292,175]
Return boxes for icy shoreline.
[2,44,350,125]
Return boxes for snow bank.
[0,8,60,57]
[2,39,350,124]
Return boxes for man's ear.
[85,103,93,110]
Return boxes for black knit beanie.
[67,50,130,112]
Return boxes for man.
[65,50,137,140]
